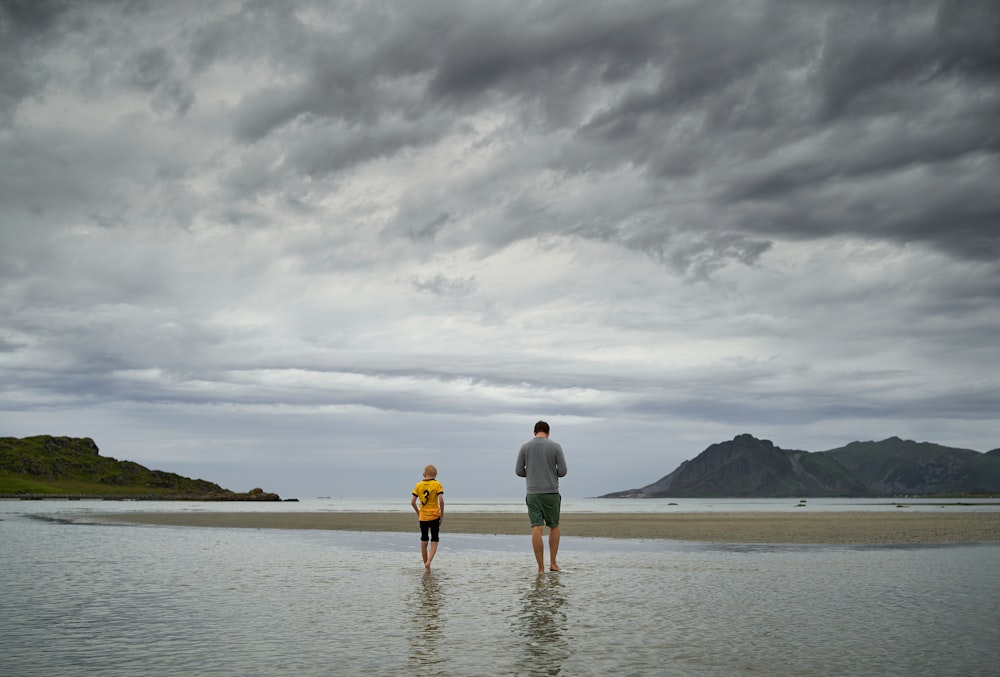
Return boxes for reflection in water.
[4,514,999,677]
[515,574,569,676]
[407,570,444,673]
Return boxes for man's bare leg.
[531,526,545,573]
[426,541,438,569]
[548,526,561,571]
[420,541,428,566]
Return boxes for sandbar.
[87,510,1000,544]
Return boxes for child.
[411,464,445,569]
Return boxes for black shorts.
[419,518,441,542]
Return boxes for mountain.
[0,435,281,500]
[601,434,1000,498]
[822,437,1000,496]
[601,434,870,498]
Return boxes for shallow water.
[2,503,999,676]
[7,495,1000,517]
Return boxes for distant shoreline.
[84,510,1000,545]
[2,494,288,501]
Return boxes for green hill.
[821,437,1000,496]
[0,435,280,500]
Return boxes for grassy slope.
[0,435,234,497]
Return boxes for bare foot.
[549,564,560,572]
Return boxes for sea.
[2,497,999,676]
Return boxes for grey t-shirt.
[515,436,567,494]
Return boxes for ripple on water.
[1,517,998,676]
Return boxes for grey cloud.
[188,19,228,73]
[578,4,803,139]
[2,0,998,497]
[191,4,351,139]
[0,125,194,239]
[816,1,1000,120]
[817,13,933,121]
[0,0,67,33]
[233,81,315,141]
[406,213,451,243]
[230,2,673,140]
[0,0,73,124]
[427,2,671,100]
[411,273,477,297]
[0,132,104,217]
[287,119,440,179]
[0,335,23,353]
[890,182,1000,261]
[127,47,173,90]
[381,197,463,247]
[0,47,38,125]
[187,0,312,71]
[220,151,281,199]
[726,155,1000,261]
[122,46,194,116]
[150,77,195,116]
[722,106,1000,204]
[230,11,403,143]
[232,62,374,141]
[664,233,774,280]
[214,0,997,267]
[934,0,1000,76]
[567,3,999,265]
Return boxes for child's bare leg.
[420,541,428,564]
[425,541,438,569]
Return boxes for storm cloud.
[1,0,997,497]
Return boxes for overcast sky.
[1,0,997,499]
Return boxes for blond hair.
[423,464,438,478]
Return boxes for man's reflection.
[515,574,569,675]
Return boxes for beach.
[9,503,1000,675]
[90,510,1000,544]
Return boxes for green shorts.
[526,493,561,528]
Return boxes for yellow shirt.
[412,479,444,520]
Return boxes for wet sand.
[89,510,1000,544]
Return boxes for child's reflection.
[407,570,444,672]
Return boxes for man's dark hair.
[534,420,550,434]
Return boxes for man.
[515,420,568,573]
